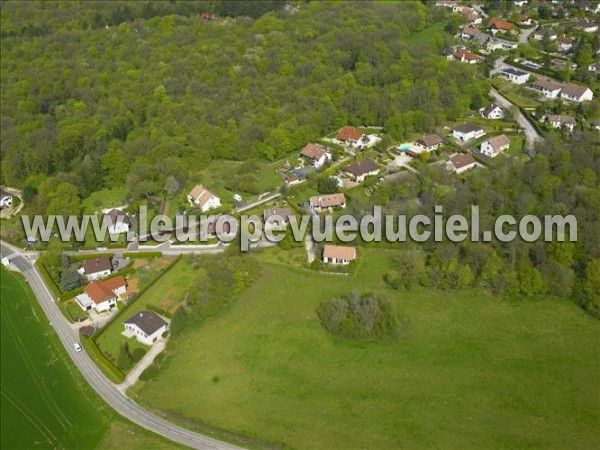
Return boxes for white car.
[74,343,82,352]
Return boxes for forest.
[1,1,486,205]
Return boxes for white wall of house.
[560,89,593,103]
[480,141,508,157]
[125,323,168,345]
[95,297,117,313]
[453,129,484,142]
[200,196,221,212]
[323,256,352,265]
[86,269,111,281]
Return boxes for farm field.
[136,249,600,450]
[0,266,175,449]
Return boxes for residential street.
[1,241,244,450]
[489,87,543,153]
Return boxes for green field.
[136,249,600,449]
[0,266,183,449]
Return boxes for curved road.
[1,241,244,450]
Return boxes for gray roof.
[123,310,168,335]
[501,68,528,77]
[344,159,381,177]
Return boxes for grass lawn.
[136,248,599,450]
[407,22,446,45]
[81,187,127,215]
[95,257,195,370]
[0,266,177,449]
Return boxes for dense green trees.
[1,1,485,206]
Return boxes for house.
[414,133,443,151]
[461,27,492,45]
[79,257,112,281]
[343,159,381,182]
[451,49,483,64]
[479,103,505,120]
[447,154,478,174]
[299,143,331,169]
[102,208,131,234]
[452,123,485,142]
[574,20,598,33]
[187,185,221,212]
[0,188,13,210]
[548,115,576,132]
[488,38,518,51]
[560,83,594,102]
[263,208,294,226]
[460,7,482,26]
[557,36,574,52]
[533,29,557,41]
[123,310,169,346]
[199,215,236,240]
[480,134,510,157]
[530,79,563,99]
[514,0,528,7]
[336,126,364,147]
[322,245,356,265]
[500,68,530,84]
[310,193,346,212]
[520,15,533,26]
[285,175,301,186]
[75,276,126,313]
[588,62,600,72]
[489,18,514,34]
[590,119,600,131]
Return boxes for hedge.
[35,260,61,298]
[80,335,125,383]
[122,251,163,259]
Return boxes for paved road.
[519,26,536,44]
[489,87,543,153]
[0,242,244,450]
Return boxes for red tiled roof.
[489,18,513,31]
[323,245,356,261]
[337,126,363,142]
[85,276,126,304]
[300,143,327,160]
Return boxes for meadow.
[0,266,179,449]
[136,248,600,450]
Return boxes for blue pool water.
[397,144,412,151]
[524,61,541,69]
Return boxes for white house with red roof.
[187,184,221,212]
[75,276,127,313]
[323,245,356,265]
[299,143,331,169]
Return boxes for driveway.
[490,88,543,153]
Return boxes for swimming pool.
[397,144,412,151]
[524,61,541,69]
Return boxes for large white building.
[187,185,221,212]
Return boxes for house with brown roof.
[310,193,346,212]
[285,175,301,186]
[343,159,381,182]
[489,18,514,34]
[479,103,504,120]
[79,256,112,281]
[530,79,564,99]
[547,115,576,132]
[574,20,598,33]
[123,310,169,345]
[299,143,331,169]
[102,208,131,234]
[560,83,594,103]
[450,49,483,64]
[75,276,126,313]
[322,245,356,265]
[480,134,510,157]
[414,134,443,151]
[557,36,574,52]
[447,154,479,174]
[336,126,365,148]
[187,184,221,212]
[590,119,600,131]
